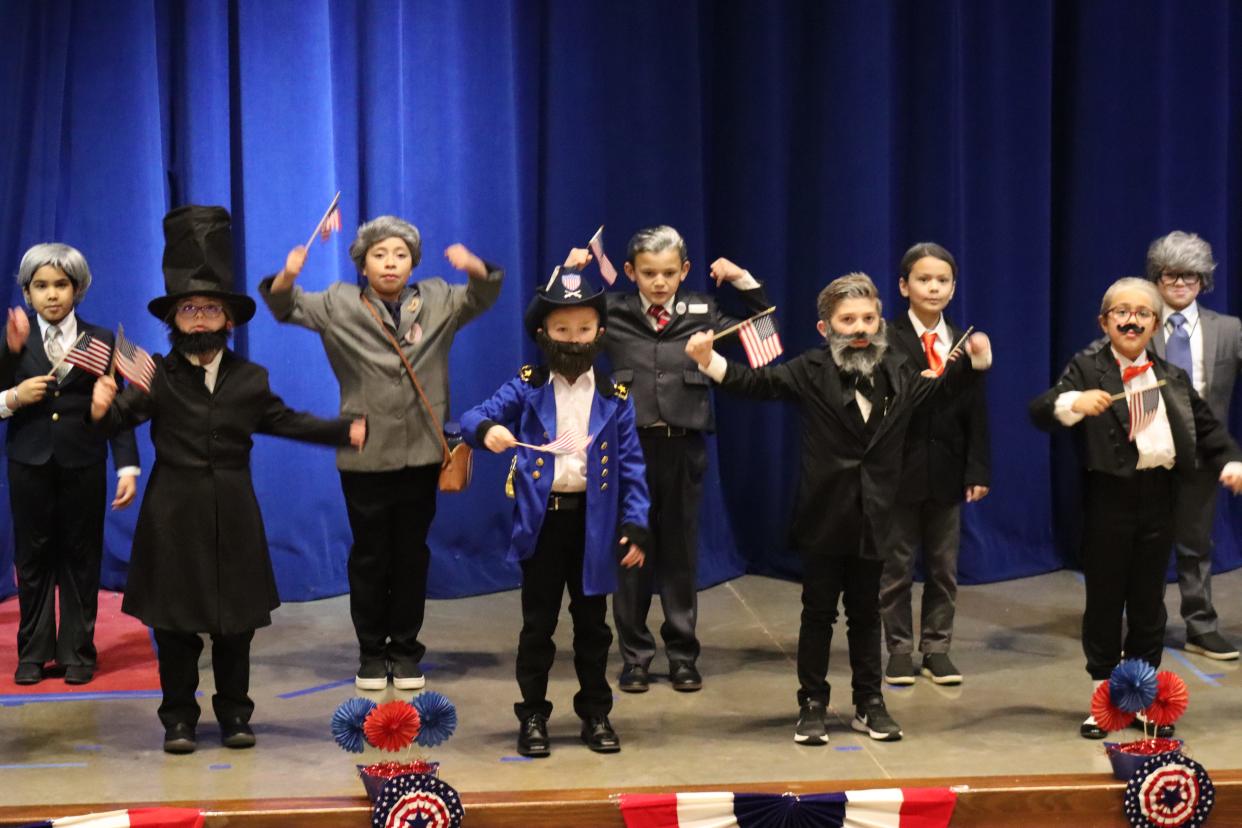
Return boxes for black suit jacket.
[602,284,771,431]
[889,314,990,503]
[0,313,139,469]
[717,345,974,558]
[1028,341,1242,476]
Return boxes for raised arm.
[685,330,804,401]
[443,244,503,329]
[258,246,336,332]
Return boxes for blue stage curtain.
[1,1,1239,603]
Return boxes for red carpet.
[0,589,160,695]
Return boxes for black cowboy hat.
[523,266,607,339]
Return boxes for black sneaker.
[220,718,256,749]
[794,699,828,746]
[884,653,916,686]
[618,663,650,693]
[921,653,963,686]
[355,658,388,691]
[1080,715,1107,739]
[392,662,425,691]
[1185,632,1239,661]
[163,722,197,754]
[852,696,903,741]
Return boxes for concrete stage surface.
[1,569,1239,813]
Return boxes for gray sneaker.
[885,652,916,686]
[354,659,388,691]
[852,696,903,741]
[921,652,963,685]
[392,662,426,691]
[1185,632,1239,661]
[794,699,828,746]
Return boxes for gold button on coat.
[51,413,60,422]
[532,470,541,480]
[536,457,545,467]
[600,441,608,450]
[601,455,609,464]
[600,482,608,491]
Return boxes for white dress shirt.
[550,367,594,492]
[1162,301,1204,396]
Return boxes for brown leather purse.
[362,294,472,492]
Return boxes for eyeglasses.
[176,303,225,318]
[1159,271,1202,286]
[1106,306,1157,322]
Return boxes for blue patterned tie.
[1166,312,1193,385]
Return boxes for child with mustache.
[1029,276,1242,739]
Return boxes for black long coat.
[99,349,351,634]
[718,346,973,559]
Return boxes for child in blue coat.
[461,266,650,758]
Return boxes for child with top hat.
[90,205,365,754]
[563,226,772,694]
[685,272,992,745]
[1029,276,1242,739]
[260,218,502,693]
[0,243,140,686]
[460,265,651,757]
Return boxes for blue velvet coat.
[461,365,650,596]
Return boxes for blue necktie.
[1166,312,1193,385]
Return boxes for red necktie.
[1121,361,1152,383]
[921,331,944,376]
[648,304,670,331]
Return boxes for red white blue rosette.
[1123,752,1214,828]
[372,773,464,828]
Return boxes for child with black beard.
[460,266,651,758]
[90,206,365,754]
[686,272,991,746]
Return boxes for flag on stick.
[305,191,343,249]
[114,325,157,394]
[514,425,593,456]
[1125,384,1162,441]
[736,312,783,368]
[59,332,113,377]
[587,225,618,285]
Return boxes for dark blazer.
[0,313,138,469]
[97,349,352,635]
[889,313,990,503]
[602,284,771,432]
[717,346,970,558]
[1151,305,1242,423]
[1028,341,1242,476]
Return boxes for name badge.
[687,303,709,314]
[405,323,424,345]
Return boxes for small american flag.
[114,325,156,394]
[738,312,783,368]
[537,425,593,456]
[1126,385,1161,440]
[319,202,342,241]
[587,225,618,285]
[61,331,112,376]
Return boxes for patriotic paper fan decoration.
[1091,680,1136,733]
[332,697,377,753]
[412,691,458,748]
[1123,752,1214,828]
[372,773,464,828]
[364,700,422,752]
[1143,672,1189,727]
[1110,660,1159,713]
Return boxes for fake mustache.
[1116,323,1145,335]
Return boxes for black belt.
[638,425,693,438]
[547,492,586,511]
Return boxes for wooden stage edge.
[2,771,1240,827]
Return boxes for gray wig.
[17,243,93,302]
[349,215,422,272]
[1146,231,1217,292]
[1099,277,1163,318]
[626,225,688,265]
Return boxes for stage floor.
[1,568,1239,808]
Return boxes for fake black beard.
[535,331,602,382]
[827,323,889,378]
[169,328,231,356]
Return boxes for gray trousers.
[1174,467,1220,638]
[879,499,961,655]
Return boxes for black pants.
[1081,469,1175,679]
[614,431,705,667]
[796,545,884,708]
[153,628,255,729]
[339,465,439,667]
[514,504,613,722]
[8,458,106,668]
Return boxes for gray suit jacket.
[260,266,503,471]
[1152,306,1242,423]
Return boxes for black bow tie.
[841,370,875,402]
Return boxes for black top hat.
[523,266,607,339]
[147,205,257,324]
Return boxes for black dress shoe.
[669,661,702,692]
[618,663,649,693]
[580,715,620,753]
[221,718,256,749]
[1080,715,1107,740]
[164,722,197,754]
[64,665,94,685]
[13,663,44,685]
[517,714,550,757]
